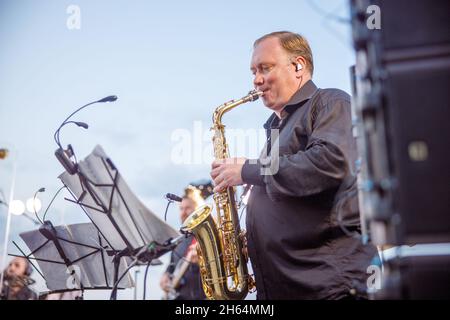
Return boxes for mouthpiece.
[248,90,264,102]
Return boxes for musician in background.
[159,190,206,300]
[1,257,37,300]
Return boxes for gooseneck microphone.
[33,187,46,225]
[53,95,117,174]
[53,95,118,148]
[165,193,183,202]
[163,193,183,222]
[96,95,118,103]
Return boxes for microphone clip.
[55,144,78,175]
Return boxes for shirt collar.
[285,79,318,108]
[263,80,318,129]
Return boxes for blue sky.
[0,0,354,299]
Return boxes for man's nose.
[253,72,263,87]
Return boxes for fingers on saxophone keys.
[211,159,226,169]
[210,167,220,180]
[211,160,227,180]
[213,175,227,192]
[213,185,225,193]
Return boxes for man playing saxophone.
[210,31,378,300]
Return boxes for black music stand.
[12,222,134,298]
[56,145,183,299]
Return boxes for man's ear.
[294,56,308,75]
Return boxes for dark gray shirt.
[241,80,377,299]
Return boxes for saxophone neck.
[212,90,263,125]
[212,101,238,126]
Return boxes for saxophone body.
[181,90,263,300]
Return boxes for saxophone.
[181,90,263,300]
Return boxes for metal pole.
[133,269,140,300]
[0,149,17,294]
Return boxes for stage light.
[9,200,25,216]
[26,197,42,214]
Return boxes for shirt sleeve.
[242,97,354,200]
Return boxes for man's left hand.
[210,157,247,192]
